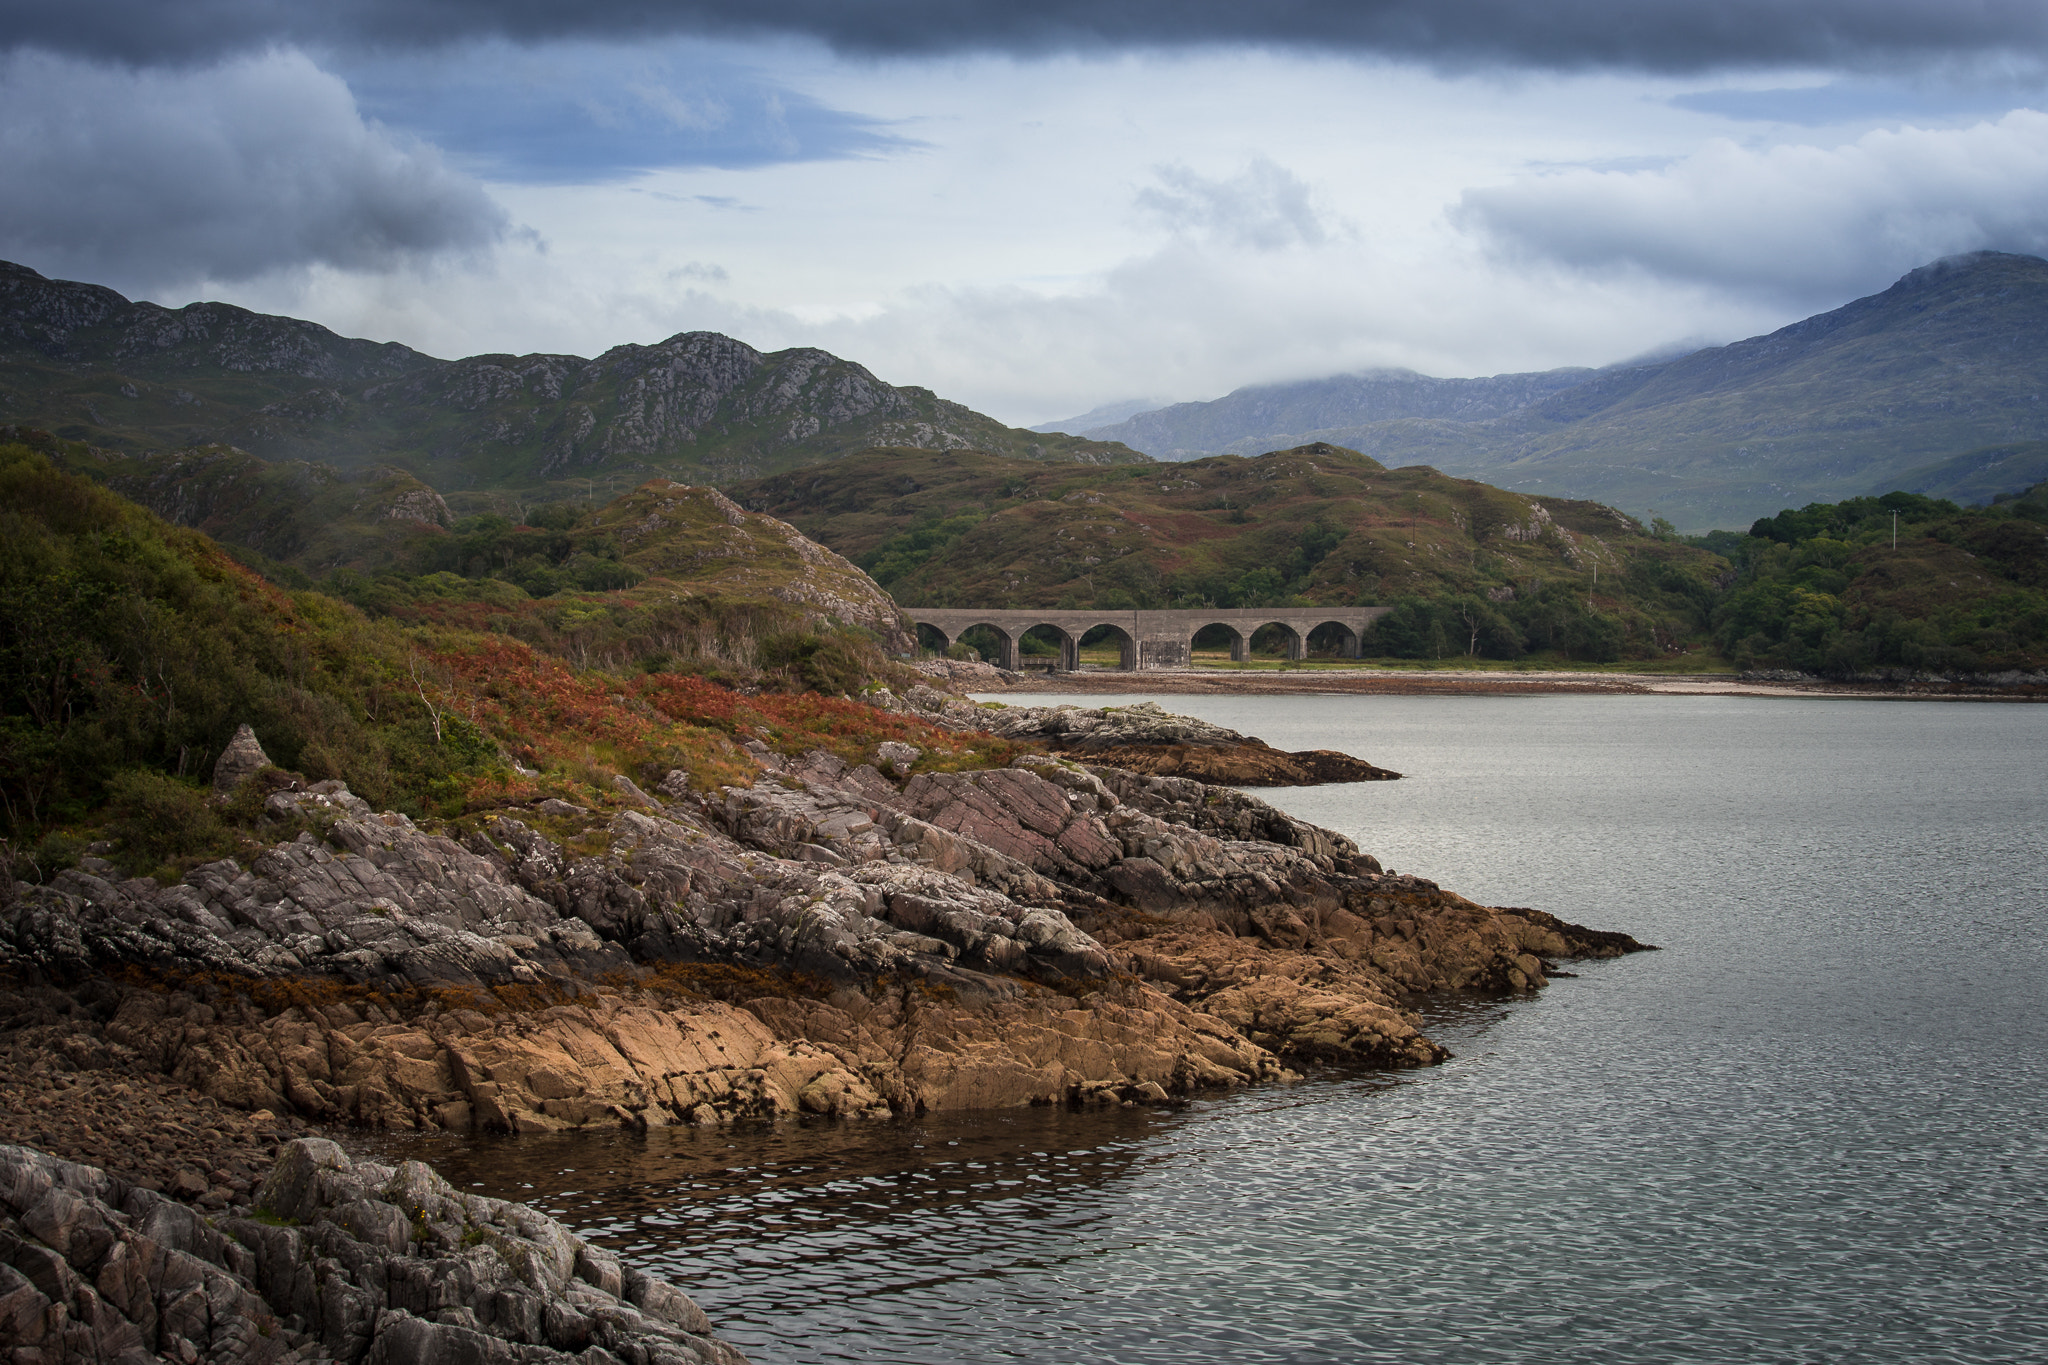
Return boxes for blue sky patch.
[1670,80,2033,127]
[340,41,921,184]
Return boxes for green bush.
[102,770,232,878]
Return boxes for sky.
[5,2,2048,426]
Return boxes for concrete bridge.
[903,606,1393,671]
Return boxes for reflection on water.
[364,696,2048,1364]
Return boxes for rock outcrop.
[0,698,1652,1361]
[0,1137,748,1364]
[883,693,1402,785]
[1,715,1644,1145]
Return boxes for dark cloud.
[5,0,2046,73]
[0,49,508,292]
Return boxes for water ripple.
[366,696,2048,1364]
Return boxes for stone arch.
[1248,621,1305,660]
[913,622,953,656]
[1018,622,1078,671]
[955,622,1019,669]
[1078,622,1139,670]
[1190,621,1251,663]
[1306,620,1362,659]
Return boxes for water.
[369,694,2048,1363]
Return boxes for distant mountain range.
[1052,253,2048,529]
[1027,397,1165,435]
[0,261,1138,497]
[12,253,2048,532]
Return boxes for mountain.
[1881,440,2048,508]
[1081,366,1599,456]
[1029,397,1166,435]
[1082,253,2048,529]
[43,437,457,580]
[0,260,1141,497]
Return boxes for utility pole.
[1893,511,1898,550]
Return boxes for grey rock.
[212,723,273,794]
[873,741,921,777]
[0,1141,751,1365]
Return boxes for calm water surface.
[371,695,2048,1363]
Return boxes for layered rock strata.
[0,1137,747,1364]
[1,724,1641,1141]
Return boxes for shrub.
[103,770,232,878]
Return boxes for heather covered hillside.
[737,443,1733,662]
[0,435,975,863]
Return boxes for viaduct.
[902,606,1393,672]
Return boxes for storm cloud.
[0,49,509,292]
[5,0,2047,74]
[1458,110,2048,303]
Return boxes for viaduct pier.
[902,606,1393,672]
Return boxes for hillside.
[40,437,456,581]
[1076,253,2048,530]
[15,426,912,695]
[1711,485,2048,674]
[735,443,1733,663]
[0,260,1141,496]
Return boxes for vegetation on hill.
[17,427,913,668]
[1705,486,2048,674]
[0,439,1008,885]
[736,443,1732,663]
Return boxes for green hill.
[0,261,1141,499]
[735,443,1734,664]
[0,435,997,871]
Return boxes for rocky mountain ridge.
[0,260,1140,496]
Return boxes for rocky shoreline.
[0,688,1647,1361]
[910,691,1402,784]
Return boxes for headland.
[0,687,1647,1362]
